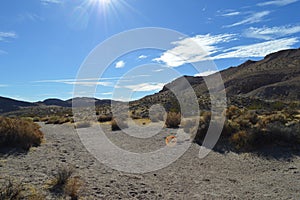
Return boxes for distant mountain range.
[0,97,114,114]
[1,48,299,114]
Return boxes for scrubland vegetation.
[183,105,300,151]
[0,117,44,150]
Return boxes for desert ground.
[1,122,300,199]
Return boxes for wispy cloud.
[195,70,218,77]
[153,33,236,67]
[222,11,241,17]
[244,25,300,40]
[41,0,62,5]
[34,77,120,83]
[115,60,125,68]
[213,37,299,59]
[18,13,43,22]
[117,82,165,92]
[0,32,17,41]
[225,11,271,28]
[33,78,116,87]
[153,69,165,72]
[257,0,298,6]
[62,81,112,87]
[0,84,8,87]
[138,55,147,59]
[100,92,113,95]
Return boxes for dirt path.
[1,123,300,199]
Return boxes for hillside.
[0,96,36,113]
[133,48,300,110]
[1,48,300,115]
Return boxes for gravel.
[0,122,299,199]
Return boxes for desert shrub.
[269,101,285,110]
[222,120,240,137]
[0,117,44,150]
[226,105,241,120]
[50,166,83,199]
[231,131,251,150]
[259,113,287,128]
[111,118,128,131]
[45,116,60,124]
[98,115,112,122]
[244,111,259,124]
[150,113,165,122]
[40,117,49,122]
[253,122,300,145]
[165,112,181,128]
[51,166,74,189]
[0,178,45,200]
[64,177,82,200]
[32,117,40,122]
[0,179,23,200]
[74,121,91,129]
[201,111,211,124]
[181,119,197,133]
[149,105,166,122]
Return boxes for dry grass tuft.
[98,115,112,123]
[64,177,83,200]
[0,117,44,150]
[0,179,23,200]
[165,112,181,128]
[111,118,128,131]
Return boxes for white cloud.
[244,25,300,40]
[153,33,236,67]
[213,37,299,59]
[41,0,62,5]
[0,32,17,41]
[222,11,241,17]
[100,92,113,95]
[257,0,298,6]
[33,78,113,87]
[153,69,164,72]
[225,11,270,28]
[34,77,120,83]
[138,55,147,59]
[115,60,125,68]
[195,70,218,77]
[118,82,165,92]
[62,81,112,87]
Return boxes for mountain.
[159,48,300,100]
[1,48,299,114]
[0,96,118,114]
[131,48,300,111]
[37,98,71,107]
[0,96,36,113]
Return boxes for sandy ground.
[1,122,300,199]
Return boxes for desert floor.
[1,122,300,199]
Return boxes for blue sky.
[0,0,300,102]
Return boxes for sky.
[0,0,300,102]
